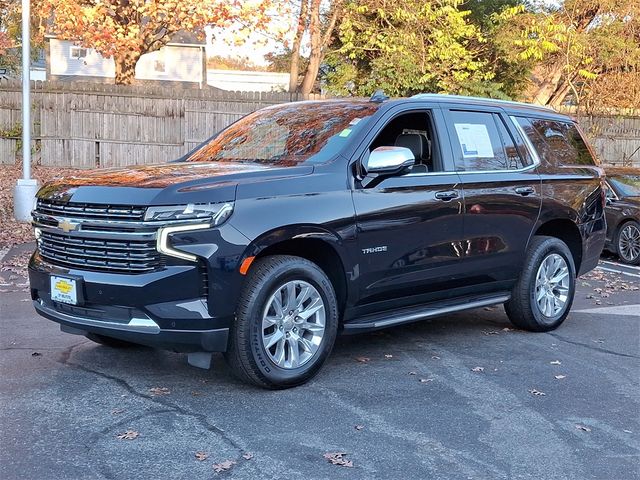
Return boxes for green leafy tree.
[494,0,640,109]
[325,0,504,97]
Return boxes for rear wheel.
[224,255,338,389]
[615,220,640,265]
[505,236,576,332]
[85,333,138,348]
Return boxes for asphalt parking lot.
[1,244,639,480]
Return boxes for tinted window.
[516,117,596,166]
[609,175,640,197]
[187,102,380,166]
[448,111,523,171]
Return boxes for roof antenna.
[370,89,389,103]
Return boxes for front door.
[351,107,465,315]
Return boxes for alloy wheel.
[618,224,640,263]
[261,280,326,369]
[534,253,570,318]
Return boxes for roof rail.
[410,93,555,112]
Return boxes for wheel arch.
[240,226,351,318]
[533,219,583,274]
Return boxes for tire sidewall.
[527,239,576,328]
[243,261,338,387]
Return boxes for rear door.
[441,106,542,288]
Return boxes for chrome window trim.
[604,181,619,200]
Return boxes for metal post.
[13,0,38,222]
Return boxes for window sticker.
[349,118,362,126]
[454,123,494,158]
[339,128,352,137]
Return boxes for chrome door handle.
[514,186,535,196]
[435,190,459,201]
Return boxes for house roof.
[45,29,205,47]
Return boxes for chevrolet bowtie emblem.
[58,219,79,233]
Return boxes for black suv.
[29,94,606,388]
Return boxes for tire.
[505,236,576,332]
[224,255,339,389]
[615,220,640,265]
[85,333,139,348]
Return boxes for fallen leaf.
[31,352,42,357]
[482,330,500,336]
[471,366,484,372]
[431,355,440,360]
[116,430,139,440]
[529,389,546,396]
[323,452,353,467]
[575,424,591,432]
[149,387,170,396]
[420,378,434,383]
[408,371,417,376]
[213,460,236,473]
[384,354,393,359]
[550,360,561,365]
[242,452,254,460]
[355,356,370,363]
[191,391,202,396]
[554,375,566,380]
[195,451,209,461]
[623,430,633,433]
[354,425,364,431]
[502,327,513,332]
[592,339,604,344]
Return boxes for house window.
[70,47,87,59]
[153,57,166,73]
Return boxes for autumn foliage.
[38,0,275,84]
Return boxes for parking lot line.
[596,266,640,278]
[574,304,640,316]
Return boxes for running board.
[343,293,511,332]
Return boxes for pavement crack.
[547,333,640,359]
[60,358,245,453]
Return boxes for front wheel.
[224,255,338,389]
[616,220,640,265]
[505,236,576,332]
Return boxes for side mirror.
[363,146,415,176]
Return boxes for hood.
[37,161,313,205]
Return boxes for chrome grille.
[37,230,162,273]
[36,200,145,221]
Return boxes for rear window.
[515,117,596,166]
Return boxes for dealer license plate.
[50,275,78,305]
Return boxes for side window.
[368,110,441,173]
[448,110,523,171]
[516,117,596,166]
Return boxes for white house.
[206,69,290,92]
[46,31,206,86]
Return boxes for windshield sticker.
[339,128,352,137]
[349,118,362,126]
[454,123,494,158]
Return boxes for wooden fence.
[0,79,639,167]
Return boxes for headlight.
[145,202,234,223]
[153,203,234,262]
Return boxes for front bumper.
[28,253,231,352]
[32,299,228,352]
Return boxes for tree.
[287,0,343,94]
[0,0,45,73]
[494,0,640,109]
[325,0,502,97]
[39,0,275,85]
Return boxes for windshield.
[609,174,640,197]
[186,101,380,166]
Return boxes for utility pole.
[13,0,38,222]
